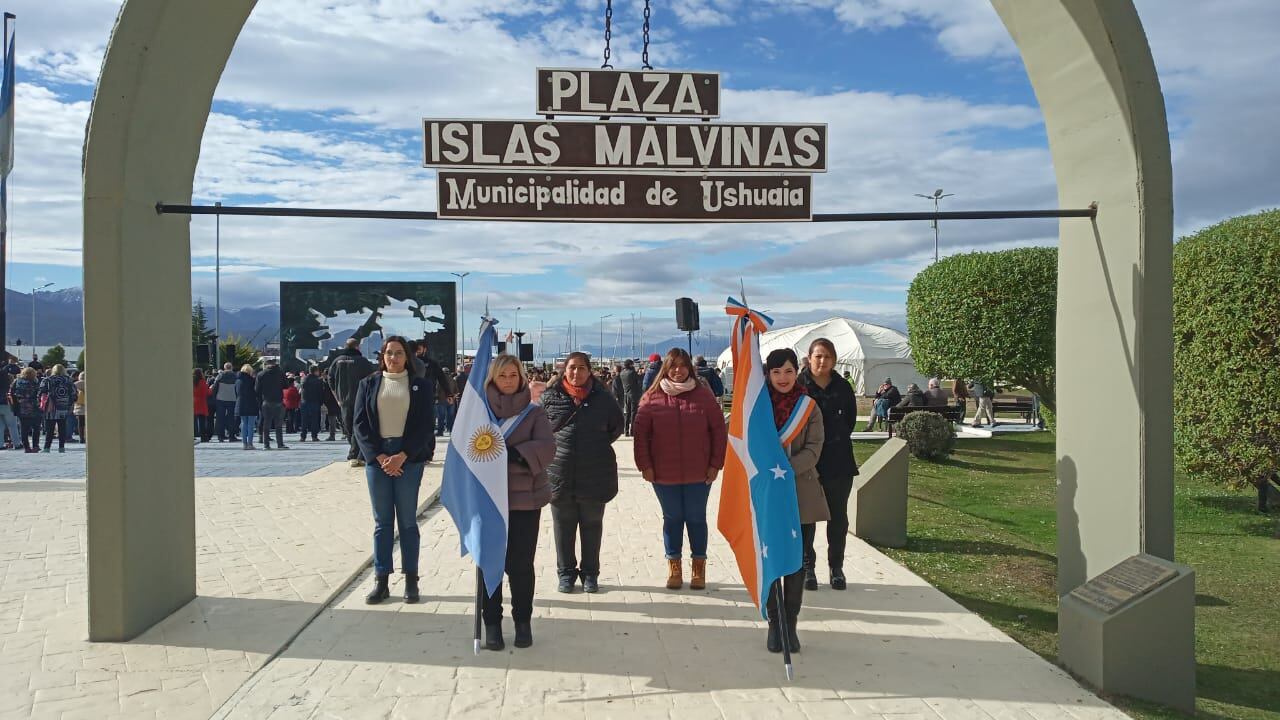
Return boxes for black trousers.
[623,397,638,435]
[43,418,67,450]
[342,403,358,459]
[20,416,40,450]
[482,509,542,625]
[551,497,606,578]
[767,526,814,622]
[260,402,285,447]
[804,475,854,570]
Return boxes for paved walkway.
[218,438,1123,720]
[0,441,441,720]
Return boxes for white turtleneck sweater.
[377,370,411,439]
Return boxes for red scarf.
[769,384,806,430]
[565,378,591,405]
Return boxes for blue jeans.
[217,400,237,439]
[240,415,257,444]
[365,437,424,575]
[652,482,712,560]
[435,402,451,435]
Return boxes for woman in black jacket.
[540,352,625,594]
[798,338,860,591]
[235,365,259,450]
[354,336,436,605]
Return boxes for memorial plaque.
[537,68,720,118]
[436,171,812,222]
[423,119,827,173]
[1068,555,1179,614]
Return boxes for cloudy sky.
[4,0,1278,353]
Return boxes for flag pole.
[772,580,794,681]
[474,568,483,655]
[0,13,14,349]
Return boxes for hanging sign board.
[422,119,827,173]
[536,68,720,118]
[436,171,812,222]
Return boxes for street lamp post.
[32,282,54,355]
[599,313,613,366]
[514,306,521,335]
[214,202,221,368]
[914,189,955,262]
[450,271,470,356]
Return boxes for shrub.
[906,247,1056,413]
[41,344,67,368]
[1173,209,1280,489]
[897,411,956,460]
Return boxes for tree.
[76,350,86,372]
[1173,209,1280,489]
[41,344,67,368]
[221,333,261,370]
[192,300,216,345]
[905,247,1057,412]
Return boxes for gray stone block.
[851,437,908,548]
[1059,555,1196,713]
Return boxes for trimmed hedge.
[906,247,1056,412]
[1173,209,1280,489]
[897,411,956,460]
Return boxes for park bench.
[885,405,965,438]
[991,396,1035,423]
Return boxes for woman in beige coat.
[763,348,827,654]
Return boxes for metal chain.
[601,0,613,69]
[641,0,653,69]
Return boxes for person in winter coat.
[328,338,376,463]
[641,353,662,390]
[764,348,827,654]
[479,354,557,652]
[354,336,435,606]
[924,378,949,407]
[283,376,301,434]
[540,351,625,594]
[0,363,21,450]
[799,338,860,591]
[618,359,642,436]
[73,371,87,443]
[694,355,725,398]
[37,364,78,453]
[865,378,901,431]
[193,369,214,442]
[952,378,970,421]
[633,348,727,591]
[255,359,288,450]
[235,365,260,449]
[213,362,240,442]
[299,367,325,441]
[896,383,928,409]
[8,367,43,452]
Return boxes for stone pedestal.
[851,438,908,548]
[1059,554,1196,713]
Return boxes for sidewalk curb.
[209,468,444,719]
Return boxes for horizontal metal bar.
[157,203,1097,222]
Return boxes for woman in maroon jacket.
[633,348,728,591]
[482,354,557,651]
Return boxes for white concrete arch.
[83,0,1173,640]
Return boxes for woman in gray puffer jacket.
[481,354,557,653]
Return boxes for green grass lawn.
[852,432,1280,720]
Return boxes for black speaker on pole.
[519,343,534,362]
[675,297,700,332]
[497,341,508,354]
[193,343,210,366]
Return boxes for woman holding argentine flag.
[479,354,557,651]
[542,351,626,595]
[764,347,827,653]
[353,336,436,606]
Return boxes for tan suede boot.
[690,559,707,590]
[665,559,683,589]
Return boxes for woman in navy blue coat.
[354,336,436,604]
[235,365,259,450]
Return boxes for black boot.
[365,573,390,605]
[785,615,802,652]
[830,567,847,590]
[557,571,576,593]
[403,573,420,604]
[803,564,818,591]
[766,621,782,653]
[485,623,505,651]
[581,575,599,593]
[514,621,533,648]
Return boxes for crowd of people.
[347,335,864,658]
[1,358,85,452]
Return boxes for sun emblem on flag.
[467,425,505,462]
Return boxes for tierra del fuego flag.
[717,297,805,618]
[441,318,509,597]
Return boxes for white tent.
[716,317,929,396]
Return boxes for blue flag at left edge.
[440,318,510,598]
[0,13,15,181]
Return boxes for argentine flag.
[441,318,509,597]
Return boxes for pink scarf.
[659,377,697,396]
